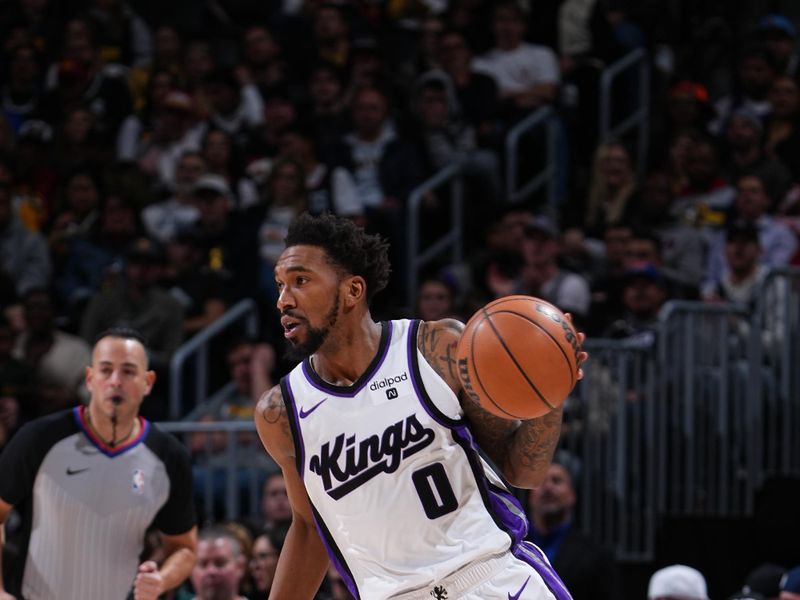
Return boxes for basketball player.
[255,213,587,599]
[0,327,197,600]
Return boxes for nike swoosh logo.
[508,576,530,600]
[299,398,328,419]
[66,467,89,476]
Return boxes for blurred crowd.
[1,0,800,597]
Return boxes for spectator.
[187,336,276,521]
[414,276,460,321]
[83,0,153,67]
[721,107,792,206]
[13,288,91,413]
[249,528,283,599]
[324,564,356,600]
[759,14,799,77]
[342,85,425,220]
[248,85,300,160]
[55,194,141,322]
[239,25,286,89]
[672,137,736,229]
[710,44,778,135]
[250,472,292,537]
[527,450,621,600]
[587,223,634,334]
[201,128,258,209]
[603,262,668,344]
[256,157,309,289]
[0,314,36,447]
[629,170,708,292]
[46,168,103,258]
[517,215,591,326]
[183,40,215,119]
[704,174,797,289]
[142,150,205,244]
[0,181,51,297]
[411,73,501,202]
[647,564,709,600]
[278,123,362,219]
[53,105,108,175]
[0,43,43,134]
[187,526,248,600]
[39,18,133,144]
[202,67,264,150]
[311,3,352,72]
[128,24,184,112]
[191,174,260,301]
[744,562,786,600]
[161,229,229,336]
[0,326,197,599]
[307,61,350,149]
[80,237,184,378]
[581,141,638,237]
[781,567,800,600]
[473,0,560,119]
[435,29,500,147]
[764,76,800,180]
[702,221,789,358]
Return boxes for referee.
[0,327,197,600]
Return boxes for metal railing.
[598,48,650,179]
[159,420,275,523]
[169,299,259,419]
[504,106,558,206]
[405,162,464,310]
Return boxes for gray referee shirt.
[0,406,195,600]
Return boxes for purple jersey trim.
[301,321,393,397]
[311,506,361,599]
[281,378,306,478]
[513,541,574,600]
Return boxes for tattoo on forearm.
[514,409,562,474]
[442,342,457,379]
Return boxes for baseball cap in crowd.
[192,174,231,197]
[623,262,666,287]
[727,592,765,600]
[781,567,800,593]
[760,14,797,39]
[18,119,54,144]
[725,220,760,244]
[670,80,710,104]
[744,562,785,597]
[524,215,560,239]
[648,565,709,600]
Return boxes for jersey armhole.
[280,377,306,477]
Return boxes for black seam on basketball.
[483,311,558,410]
[470,312,523,419]
[487,308,576,388]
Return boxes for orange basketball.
[456,295,581,420]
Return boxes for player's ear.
[343,275,367,307]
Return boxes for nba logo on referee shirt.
[132,469,145,495]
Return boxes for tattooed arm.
[417,319,581,489]
[255,385,330,599]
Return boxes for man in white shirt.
[473,1,560,112]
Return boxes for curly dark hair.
[284,213,391,303]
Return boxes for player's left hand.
[133,561,163,600]
[563,313,588,380]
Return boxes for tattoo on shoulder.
[418,320,462,383]
[260,386,285,425]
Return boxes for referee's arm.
[0,498,15,600]
[133,526,197,599]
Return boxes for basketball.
[456,295,581,420]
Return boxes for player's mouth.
[281,315,305,339]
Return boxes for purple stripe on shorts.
[513,541,573,600]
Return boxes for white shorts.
[393,542,573,600]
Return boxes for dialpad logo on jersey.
[309,414,434,500]
[369,371,408,391]
[131,469,145,495]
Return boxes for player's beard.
[285,292,340,363]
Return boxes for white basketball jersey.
[282,320,530,599]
